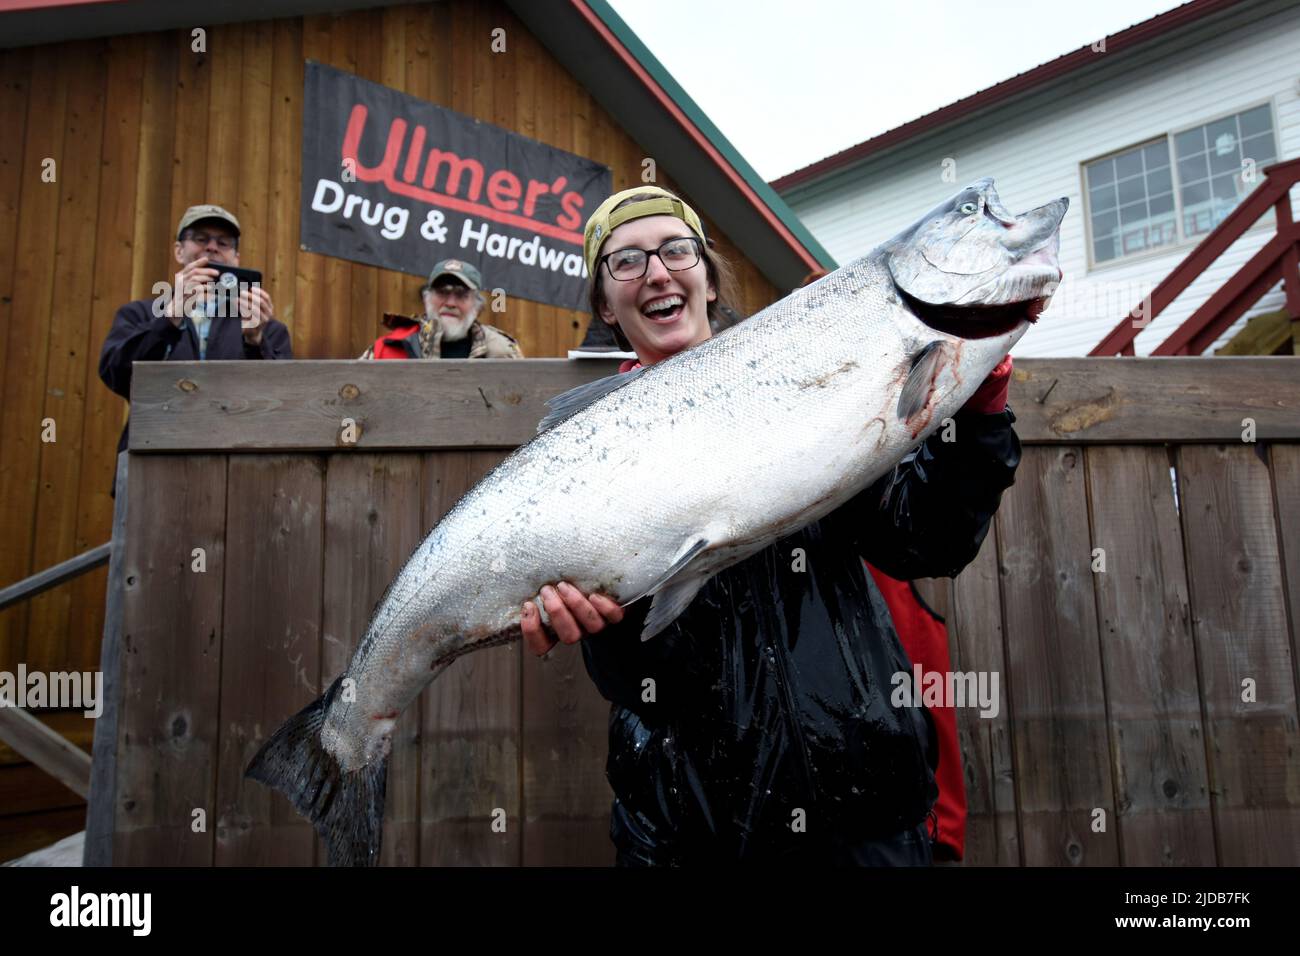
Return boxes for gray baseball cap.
[176,203,241,240]
[424,258,482,291]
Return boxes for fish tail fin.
[244,675,388,867]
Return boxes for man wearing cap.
[359,258,522,360]
[99,203,293,457]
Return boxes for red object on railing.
[1090,157,1300,356]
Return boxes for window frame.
[1082,98,1281,273]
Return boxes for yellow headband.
[583,186,706,276]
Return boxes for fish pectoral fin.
[536,366,648,433]
[641,574,708,642]
[639,536,709,599]
[627,536,711,641]
[897,340,945,423]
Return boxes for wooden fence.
[90,357,1300,865]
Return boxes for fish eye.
[959,201,979,215]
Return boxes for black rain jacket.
[580,404,1021,864]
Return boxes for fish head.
[885,178,1068,338]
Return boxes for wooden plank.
[347,10,383,359]
[538,29,563,359]
[997,446,1118,865]
[213,455,323,866]
[1177,444,1300,865]
[376,3,412,322]
[294,16,333,359]
[1008,357,1300,443]
[0,48,33,491]
[1085,445,1215,865]
[350,251,381,359]
[420,450,520,865]
[0,51,67,673]
[267,17,302,341]
[521,591,615,866]
[169,27,210,242]
[113,454,225,866]
[236,19,273,275]
[129,29,178,303]
[351,9,384,85]
[419,0,446,107]
[84,451,127,866]
[72,33,146,676]
[127,358,1300,452]
[483,2,524,352]
[947,530,1020,865]
[320,453,423,866]
[29,41,108,675]
[0,706,92,800]
[1270,445,1300,740]
[320,15,355,361]
[510,21,539,357]
[205,23,243,207]
[450,0,472,115]
[548,27,578,361]
[129,358,622,451]
[0,50,33,546]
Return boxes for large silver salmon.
[247,178,1067,865]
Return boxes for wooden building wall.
[0,3,779,686]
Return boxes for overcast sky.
[607,0,1188,182]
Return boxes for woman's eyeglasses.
[601,237,702,281]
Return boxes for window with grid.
[1083,104,1277,265]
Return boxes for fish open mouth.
[899,285,1052,339]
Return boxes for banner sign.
[300,62,611,310]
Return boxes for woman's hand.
[521,582,625,657]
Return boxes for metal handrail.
[0,543,110,612]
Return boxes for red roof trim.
[771,0,1248,192]
[569,0,820,273]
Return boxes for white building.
[774,0,1300,356]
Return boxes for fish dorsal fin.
[536,366,648,434]
[897,340,945,423]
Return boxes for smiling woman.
[504,181,1028,868]
[585,187,739,361]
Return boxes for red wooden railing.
[1091,157,1300,356]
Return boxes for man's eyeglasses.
[430,284,473,300]
[183,230,237,251]
[601,236,703,281]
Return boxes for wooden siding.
[0,1,780,701]
[0,1,782,856]
[784,1,1300,358]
